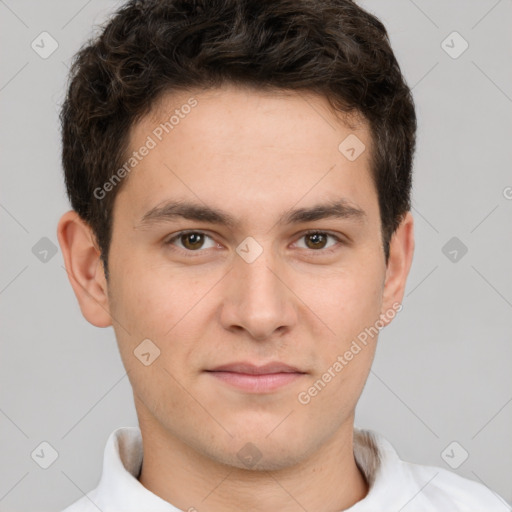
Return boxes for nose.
[219,245,298,341]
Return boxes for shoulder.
[404,459,510,511]
[60,492,100,512]
[356,428,511,512]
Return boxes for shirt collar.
[66,425,510,511]
[91,426,175,511]
[85,425,403,511]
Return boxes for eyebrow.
[135,198,367,230]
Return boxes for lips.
[205,362,306,393]
[206,362,305,375]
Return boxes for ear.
[57,210,112,327]
[380,211,415,325]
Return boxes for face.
[66,84,413,471]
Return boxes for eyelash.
[164,229,345,256]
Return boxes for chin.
[201,432,310,472]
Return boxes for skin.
[57,84,414,512]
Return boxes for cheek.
[107,259,221,377]
[295,263,383,406]
[294,294,378,431]
[297,350,373,429]
[108,255,202,336]
[303,261,384,345]
[106,265,205,416]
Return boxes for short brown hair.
[61,0,416,277]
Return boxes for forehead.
[144,84,368,157]
[115,84,378,231]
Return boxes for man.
[57,0,510,510]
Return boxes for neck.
[137,415,369,512]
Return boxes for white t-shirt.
[61,426,511,511]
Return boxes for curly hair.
[60,0,416,276]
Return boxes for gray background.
[1,0,511,510]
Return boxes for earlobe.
[57,210,113,328]
[380,211,415,324]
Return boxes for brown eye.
[180,232,205,250]
[166,231,216,252]
[295,231,342,252]
[304,232,328,250]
